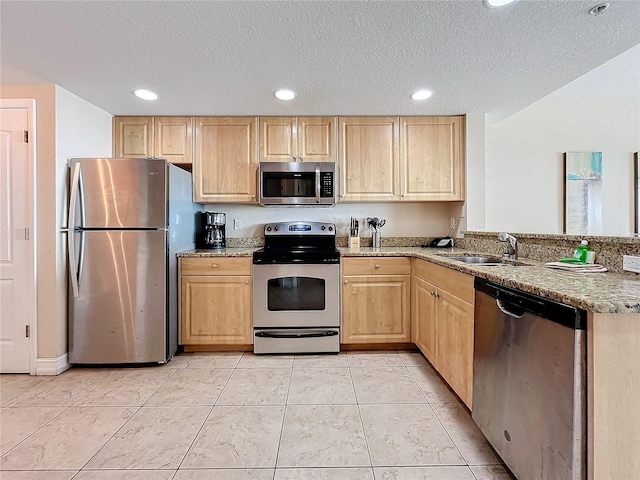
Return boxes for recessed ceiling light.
[274,89,296,101]
[484,0,518,7]
[589,3,610,15]
[133,89,158,101]
[410,90,433,101]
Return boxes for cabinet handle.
[344,279,349,284]
[244,280,250,284]
[340,194,345,198]
[212,264,218,269]
[299,156,304,162]
[435,292,440,298]
[401,194,406,198]
[375,264,380,269]
[251,194,255,199]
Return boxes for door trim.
[0,99,37,374]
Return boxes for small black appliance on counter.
[195,211,226,249]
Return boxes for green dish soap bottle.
[573,240,590,264]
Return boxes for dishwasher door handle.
[496,299,525,318]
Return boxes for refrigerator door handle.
[77,230,85,292]
[68,162,81,230]
[68,230,80,298]
[78,166,85,228]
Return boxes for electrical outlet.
[450,217,456,229]
[623,255,640,273]
[234,219,242,230]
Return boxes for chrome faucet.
[498,232,517,259]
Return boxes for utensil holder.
[372,232,381,248]
[348,236,360,250]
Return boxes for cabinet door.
[154,116,193,165]
[113,117,153,158]
[298,117,336,163]
[338,117,399,202]
[412,275,438,366]
[259,117,297,162]
[194,117,257,203]
[436,288,474,407]
[400,116,465,201]
[181,275,252,344]
[341,274,410,343]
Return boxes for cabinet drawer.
[180,257,251,276]
[342,257,411,276]
[413,258,474,304]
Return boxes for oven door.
[253,263,340,328]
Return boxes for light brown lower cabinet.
[341,257,411,343]
[179,257,252,345]
[412,258,474,407]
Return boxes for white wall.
[485,46,640,235]
[464,113,486,231]
[55,86,112,356]
[208,202,464,240]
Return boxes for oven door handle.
[255,330,339,339]
[315,164,321,204]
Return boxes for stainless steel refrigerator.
[66,158,200,364]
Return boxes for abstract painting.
[634,152,640,233]
[564,152,602,234]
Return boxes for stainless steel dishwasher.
[473,278,587,480]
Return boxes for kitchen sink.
[445,255,509,265]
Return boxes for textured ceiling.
[1,1,639,122]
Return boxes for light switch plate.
[234,219,242,230]
[623,255,640,273]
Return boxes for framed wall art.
[563,152,603,235]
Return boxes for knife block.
[348,236,360,250]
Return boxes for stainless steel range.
[252,221,340,354]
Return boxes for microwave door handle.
[315,165,321,204]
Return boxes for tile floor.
[0,350,514,480]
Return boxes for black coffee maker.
[195,212,226,249]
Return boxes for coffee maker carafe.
[196,212,226,249]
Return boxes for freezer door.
[69,158,167,229]
[68,229,168,364]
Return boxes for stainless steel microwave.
[258,162,337,206]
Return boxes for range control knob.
[266,226,272,232]
[321,226,326,231]
[328,226,333,231]
[274,226,279,231]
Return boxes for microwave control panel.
[321,172,333,197]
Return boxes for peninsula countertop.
[177,246,640,313]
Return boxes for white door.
[0,105,32,373]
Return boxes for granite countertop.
[177,246,640,314]
[339,246,640,314]
[177,248,259,257]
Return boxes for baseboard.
[35,353,70,375]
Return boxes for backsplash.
[225,231,640,275]
[459,231,640,275]
[205,202,464,239]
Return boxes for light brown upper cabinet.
[338,117,400,202]
[113,116,194,165]
[113,117,154,158]
[259,116,336,163]
[193,117,257,203]
[154,117,194,165]
[338,115,465,202]
[400,116,465,201]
